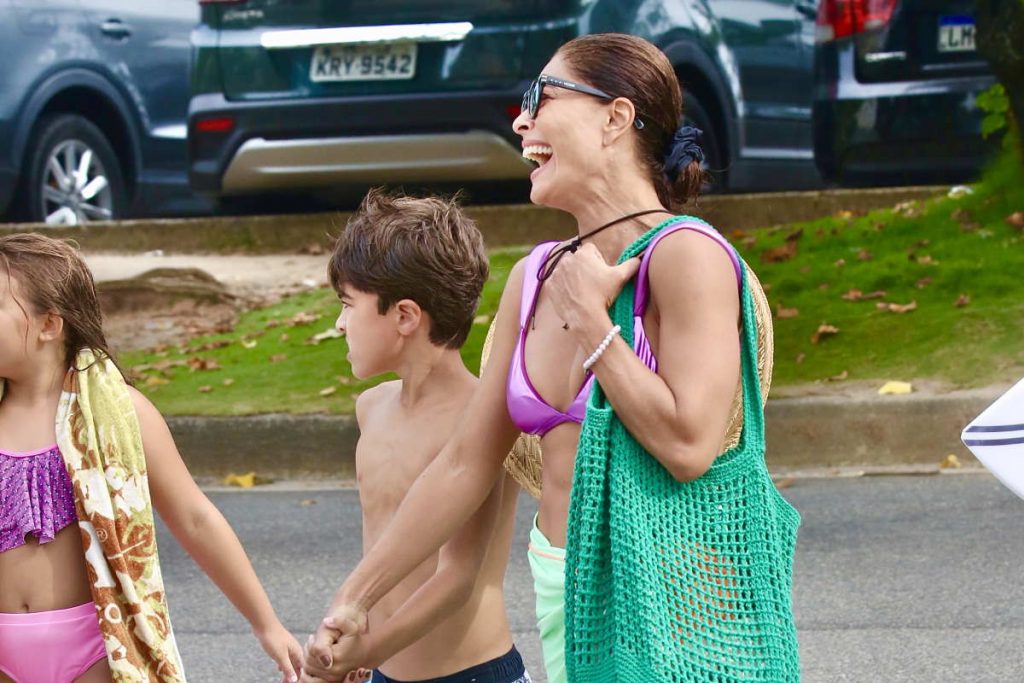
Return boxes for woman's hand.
[547,242,640,330]
[254,620,305,683]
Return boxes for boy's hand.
[254,620,304,683]
[307,604,368,668]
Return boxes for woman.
[311,33,799,682]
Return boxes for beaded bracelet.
[582,324,622,371]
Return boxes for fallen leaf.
[145,376,170,387]
[319,386,337,397]
[954,294,971,308]
[337,376,351,385]
[732,229,747,238]
[308,328,343,345]
[198,385,212,393]
[939,454,962,469]
[776,306,799,319]
[222,472,274,488]
[279,333,290,342]
[223,378,235,386]
[474,315,491,325]
[760,241,798,263]
[269,353,288,363]
[842,289,887,301]
[856,249,873,261]
[834,258,846,268]
[835,210,854,220]
[187,357,221,372]
[1006,212,1024,229]
[785,228,804,242]
[916,277,933,289]
[241,339,258,349]
[811,324,839,344]
[894,200,921,217]
[878,381,913,395]
[827,370,849,382]
[876,301,917,314]
[265,319,282,329]
[741,236,757,249]
[289,311,322,327]
[947,185,973,199]
[795,353,806,364]
[914,254,938,265]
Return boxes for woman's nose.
[512,109,533,135]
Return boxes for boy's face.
[335,284,399,379]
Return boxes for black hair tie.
[663,125,704,182]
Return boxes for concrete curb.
[2,186,946,253]
[166,387,996,480]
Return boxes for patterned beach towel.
[54,349,186,682]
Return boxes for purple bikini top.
[506,220,742,436]
[0,444,78,554]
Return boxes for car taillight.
[195,116,235,134]
[816,0,899,42]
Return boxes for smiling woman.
[325,32,800,683]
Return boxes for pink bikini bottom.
[0,602,107,682]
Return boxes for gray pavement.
[160,473,1024,682]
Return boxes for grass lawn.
[124,151,1024,415]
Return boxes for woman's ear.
[603,97,638,146]
[38,310,65,343]
[393,299,423,338]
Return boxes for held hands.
[305,604,369,673]
[254,619,305,683]
[301,629,374,682]
[547,242,641,331]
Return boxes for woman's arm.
[315,261,526,641]
[130,387,304,683]
[552,234,741,482]
[303,476,508,679]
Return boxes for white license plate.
[937,17,975,53]
[310,42,417,82]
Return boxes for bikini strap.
[633,220,743,317]
[519,241,561,327]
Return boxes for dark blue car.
[0,0,200,224]
[813,0,996,185]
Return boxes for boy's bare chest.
[356,407,459,523]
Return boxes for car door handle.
[100,19,132,39]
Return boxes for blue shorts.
[370,646,531,683]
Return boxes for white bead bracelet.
[583,324,622,371]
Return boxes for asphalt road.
[159,474,1024,682]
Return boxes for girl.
[0,233,302,683]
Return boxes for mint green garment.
[527,515,567,683]
[564,218,802,682]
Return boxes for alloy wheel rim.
[41,139,114,225]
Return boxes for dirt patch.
[87,253,330,352]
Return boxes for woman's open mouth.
[522,144,553,179]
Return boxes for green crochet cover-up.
[564,218,801,682]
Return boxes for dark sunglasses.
[521,74,644,129]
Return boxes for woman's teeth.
[522,145,553,166]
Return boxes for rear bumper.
[813,47,996,183]
[188,89,531,195]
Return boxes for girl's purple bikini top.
[506,221,742,437]
[0,444,78,553]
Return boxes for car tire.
[18,114,127,225]
[681,93,725,193]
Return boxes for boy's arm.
[304,476,508,679]
[130,387,304,683]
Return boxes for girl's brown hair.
[558,33,708,207]
[0,232,121,374]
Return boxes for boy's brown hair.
[0,232,120,373]
[329,189,489,349]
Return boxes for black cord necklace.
[534,208,673,329]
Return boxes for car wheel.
[19,114,127,225]
[681,93,725,192]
